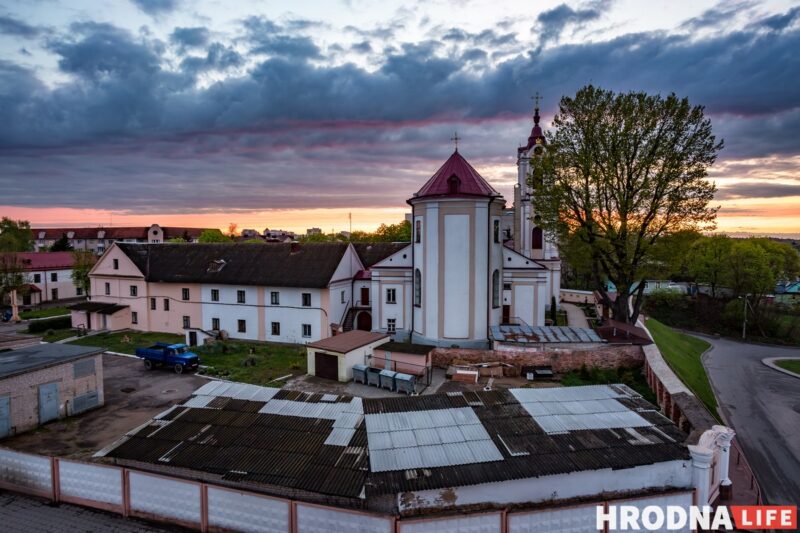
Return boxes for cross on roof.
[451,131,461,151]
[531,92,542,109]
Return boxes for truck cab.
[135,342,200,374]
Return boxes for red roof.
[411,150,500,200]
[518,107,547,153]
[2,252,75,271]
[32,226,212,240]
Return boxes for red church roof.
[518,106,547,153]
[411,150,500,201]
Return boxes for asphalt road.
[698,334,800,505]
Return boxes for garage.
[314,352,339,381]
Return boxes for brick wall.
[431,344,643,373]
[0,353,104,435]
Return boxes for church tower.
[407,145,505,347]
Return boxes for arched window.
[447,175,460,194]
[492,270,500,308]
[532,227,543,250]
[414,269,422,307]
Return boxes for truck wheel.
[144,360,153,370]
[174,364,184,374]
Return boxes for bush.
[28,315,72,332]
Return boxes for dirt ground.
[3,354,207,460]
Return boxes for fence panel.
[128,471,201,526]
[611,491,693,533]
[399,511,502,533]
[509,504,599,533]
[207,486,290,533]
[58,459,123,511]
[0,447,52,498]
[296,502,392,533]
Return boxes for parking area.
[2,353,207,459]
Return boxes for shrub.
[28,315,72,332]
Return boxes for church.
[369,102,561,347]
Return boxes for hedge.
[27,315,72,332]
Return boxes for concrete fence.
[0,446,697,533]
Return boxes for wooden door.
[356,311,372,331]
[315,352,339,380]
[360,287,370,306]
[502,305,511,324]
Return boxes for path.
[561,302,589,327]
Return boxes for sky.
[1,0,799,236]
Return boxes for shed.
[306,331,390,382]
[0,344,105,439]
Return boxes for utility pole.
[741,294,748,340]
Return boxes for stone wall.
[431,344,643,373]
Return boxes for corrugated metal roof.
[490,325,604,344]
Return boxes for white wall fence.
[0,446,694,532]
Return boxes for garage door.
[315,352,339,381]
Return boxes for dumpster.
[379,369,397,391]
[352,364,368,384]
[366,366,381,387]
[395,372,416,395]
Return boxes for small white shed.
[306,331,390,382]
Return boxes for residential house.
[32,224,217,253]
[1,251,80,306]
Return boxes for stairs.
[342,309,357,332]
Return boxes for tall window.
[532,227,543,250]
[302,324,312,338]
[150,297,156,310]
[493,220,500,243]
[415,220,421,243]
[386,288,396,304]
[340,290,345,304]
[51,272,58,282]
[211,289,219,302]
[237,290,246,304]
[182,315,190,328]
[414,269,422,307]
[113,258,119,270]
[212,317,220,330]
[237,319,246,333]
[271,322,280,335]
[270,291,280,305]
[163,298,170,311]
[33,273,41,283]
[130,285,137,297]
[302,293,311,307]
[76,287,83,296]
[387,318,396,333]
[492,270,500,308]
[105,282,110,295]
[51,288,58,300]
[182,288,190,301]
[131,311,138,324]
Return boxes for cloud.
[130,0,179,16]
[170,26,210,50]
[535,1,609,45]
[242,16,321,59]
[681,1,755,31]
[351,41,372,54]
[755,6,800,32]
[716,181,800,200]
[180,43,243,73]
[0,14,43,38]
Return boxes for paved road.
[0,491,180,532]
[698,334,800,504]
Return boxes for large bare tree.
[530,86,721,324]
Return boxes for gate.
[38,382,59,424]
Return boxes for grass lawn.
[20,306,70,319]
[67,330,184,354]
[775,359,800,375]
[26,327,80,342]
[195,340,307,385]
[646,318,718,417]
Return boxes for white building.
[1,252,81,306]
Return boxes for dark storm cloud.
[535,1,609,45]
[170,26,210,49]
[716,182,800,200]
[130,0,180,16]
[1,7,800,213]
[0,14,41,37]
[755,6,800,31]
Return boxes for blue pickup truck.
[135,342,200,374]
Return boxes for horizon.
[1,0,799,236]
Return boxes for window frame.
[237,319,246,333]
[270,291,280,305]
[182,315,190,328]
[271,322,280,336]
[182,288,190,301]
[131,311,138,325]
[113,258,119,270]
[302,292,311,307]
[386,288,396,304]
[130,285,138,297]
[212,317,220,330]
[163,298,170,311]
[302,323,312,338]
[211,289,220,302]
[105,282,110,295]
[237,290,246,304]
[387,318,396,333]
[413,269,422,307]
[150,297,156,310]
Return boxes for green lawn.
[26,327,79,342]
[67,330,184,354]
[775,359,800,375]
[646,318,718,417]
[195,340,307,385]
[66,330,307,385]
[20,306,70,319]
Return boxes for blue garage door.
[38,383,59,424]
[0,396,9,438]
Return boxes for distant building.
[240,229,261,239]
[0,344,104,439]
[32,224,216,254]
[263,228,296,242]
[0,251,80,306]
[775,280,800,304]
[306,227,322,236]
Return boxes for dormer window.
[447,175,461,194]
[207,259,227,273]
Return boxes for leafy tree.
[687,234,732,298]
[50,233,74,251]
[727,240,774,299]
[530,86,721,324]
[227,223,238,238]
[71,251,97,296]
[0,218,33,252]
[0,254,25,304]
[198,229,232,243]
[373,221,411,242]
[167,237,188,243]
[649,230,703,280]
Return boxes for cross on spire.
[451,131,461,152]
